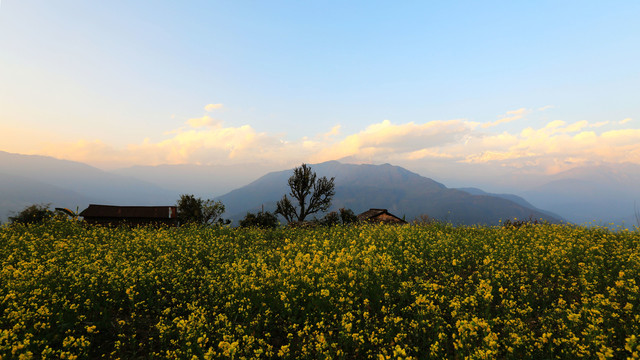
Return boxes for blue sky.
[0,1,638,172]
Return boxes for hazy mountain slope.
[456,187,535,208]
[112,163,274,198]
[0,173,98,222]
[456,187,565,221]
[219,162,446,217]
[218,161,560,225]
[0,151,178,213]
[5,149,637,227]
[522,163,640,225]
[309,161,447,191]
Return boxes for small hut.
[357,208,407,224]
[79,204,178,226]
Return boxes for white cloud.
[323,125,341,139]
[589,121,609,128]
[481,108,528,128]
[405,148,455,160]
[35,121,305,168]
[204,103,223,112]
[186,115,220,128]
[311,119,473,162]
[459,120,640,172]
[21,106,640,174]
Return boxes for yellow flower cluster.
[0,220,639,358]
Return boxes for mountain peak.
[218,161,558,225]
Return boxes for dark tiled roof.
[357,208,407,224]
[79,204,177,219]
[357,208,388,221]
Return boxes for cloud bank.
[22,106,640,173]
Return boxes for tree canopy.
[275,164,335,223]
[319,208,359,226]
[239,210,279,229]
[176,194,227,226]
[9,204,55,225]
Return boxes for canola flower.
[0,219,639,359]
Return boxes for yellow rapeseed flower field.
[1,220,639,359]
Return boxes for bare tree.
[275,164,335,223]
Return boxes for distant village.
[74,204,407,227]
[8,164,410,228]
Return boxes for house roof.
[79,204,177,219]
[357,208,407,224]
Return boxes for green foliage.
[275,163,335,223]
[319,211,341,226]
[274,195,296,223]
[8,203,55,224]
[2,221,640,358]
[339,208,358,224]
[202,199,229,226]
[319,208,358,226]
[176,194,228,226]
[176,194,202,224]
[502,217,548,228]
[239,210,279,229]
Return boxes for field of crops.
[1,221,639,359]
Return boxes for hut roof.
[357,208,407,224]
[79,204,177,219]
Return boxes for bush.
[502,217,548,229]
[239,210,279,229]
[319,208,359,226]
[339,208,358,224]
[9,204,55,225]
[319,211,341,226]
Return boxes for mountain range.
[0,151,176,219]
[1,150,638,227]
[521,163,640,226]
[112,163,274,198]
[217,161,561,225]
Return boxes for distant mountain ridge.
[3,150,636,227]
[521,163,640,226]
[112,163,275,198]
[218,161,561,225]
[456,187,565,222]
[0,151,177,221]
[0,172,96,220]
[0,151,177,204]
